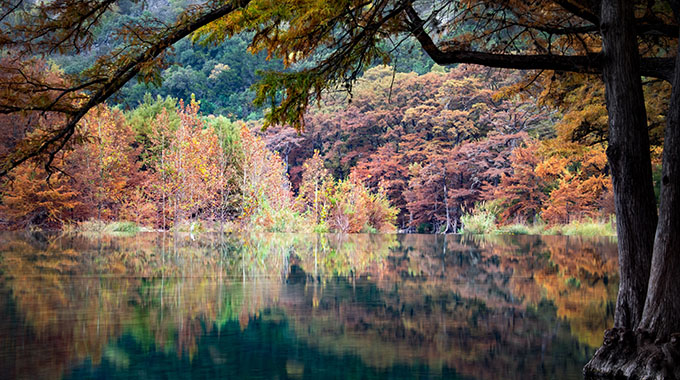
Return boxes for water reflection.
[0,232,618,379]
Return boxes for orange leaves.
[489,132,614,226]
[283,64,554,230]
[0,103,147,229]
[199,0,372,66]
[493,140,547,224]
[533,144,613,225]
[1,98,261,230]
[297,150,331,224]
[535,155,571,180]
[540,173,613,225]
[239,124,293,229]
[533,71,670,148]
[149,98,229,226]
[325,174,397,233]
[119,186,158,227]
[298,152,397,233]
[0,157,80,229]
[73,105,142,219]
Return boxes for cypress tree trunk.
[585,1,679,378]
[599,0,658,331]
[639,28,680,343]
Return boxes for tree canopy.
[0,0,676,176]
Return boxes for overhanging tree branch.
[405,4,675,81]
[0,0,251,178]
[553,0,601,25]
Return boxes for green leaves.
[253,69,320,130]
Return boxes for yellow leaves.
[297,151,397,232]
[535,154,570,180]
[198,0,350,66]
[533,70,667,151]
[503,134,615,225]
[238,123,293,229]
[469,102,489,114]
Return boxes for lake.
[0,232,618,379]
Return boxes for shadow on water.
[0,232,618,379]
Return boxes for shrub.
[75,220,142,235]
[103,221,140,234]
[566,277,581,289]
[268,208,305,233]
[460,202,497,234]
[312,222,329,233]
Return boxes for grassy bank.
[66,220,149,235]
[62,215,616,237]
[460,207,616,237]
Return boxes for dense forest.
[0,61,668,233]
[1,0,670,234]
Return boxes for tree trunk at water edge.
[639,26,680,347]
[599,0,657,332]
[584,1,680,378]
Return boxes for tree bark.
[599,0,658,331]
[639,27,680,341]
[584,2,679,378]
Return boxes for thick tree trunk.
[639,28,680,342]
[599,0,657,331]
[584,1,680,378]
[584,50,680,380]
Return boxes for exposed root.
[584,329,680,379]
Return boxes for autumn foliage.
[0,95,395,233]
[258,64,617,232]
[0,64,627,233]
[296,151,397,233]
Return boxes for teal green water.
[0,233,618,379]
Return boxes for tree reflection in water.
[0,232,617,379]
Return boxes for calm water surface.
[0,233,618,379]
